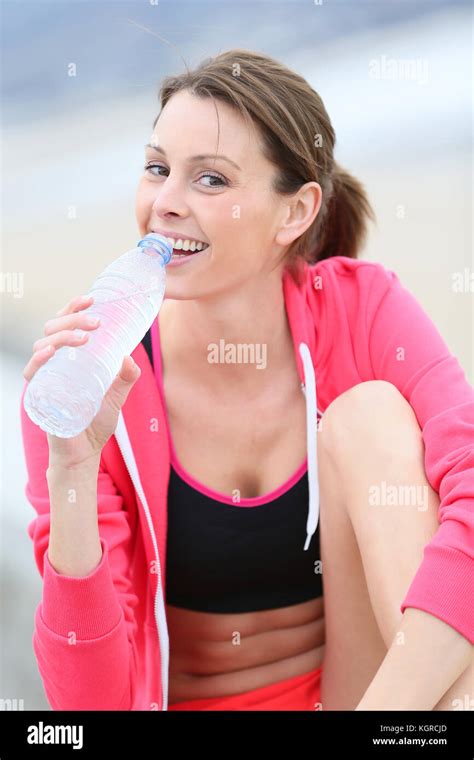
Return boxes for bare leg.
[318,380,472,710]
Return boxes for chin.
[163,281,205,301]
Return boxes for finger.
[101,357,141,414]
[23,344,55,382]
[86,358,141,449]
[119,355,141,383]
[44,311,100,337]
[33,329,89,353]
[56,294,94,318]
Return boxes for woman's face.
[135,90,294,300]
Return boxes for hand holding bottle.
[23,233,171,438]
[23,294,142,468]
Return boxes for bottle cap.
[137,233,173,265]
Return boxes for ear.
[275,182,322,247]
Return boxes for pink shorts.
[168,665,323,711]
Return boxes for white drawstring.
[298,343,320,551]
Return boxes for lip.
[166,246,210,268]
[149,228,209,247]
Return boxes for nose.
[151,175,188,218]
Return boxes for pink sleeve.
[20,380,140,709]
[363,264,474,643]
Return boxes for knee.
[318,380,423,461]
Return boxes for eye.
[143,162,228,188]
[143,162,167,178]
[197,171,228,188]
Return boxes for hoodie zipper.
[114,412,169,711]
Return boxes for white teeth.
[160,235,209,251]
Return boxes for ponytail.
[313,163,376,263]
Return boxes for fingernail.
[87,316,100,326]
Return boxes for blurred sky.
[1,0,473,709]
[4,0,466,126]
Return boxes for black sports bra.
[141,326,323,614]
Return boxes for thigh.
[318,442,387,710]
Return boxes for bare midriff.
[157,302,325,705]
[167,597,325,703]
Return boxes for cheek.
[135,181,159,226]
[210,197,256,238]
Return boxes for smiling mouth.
[149,231,209,255]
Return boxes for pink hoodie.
[20,255,474,711]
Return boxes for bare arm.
[355,608,473,711]
[46,458,102,577]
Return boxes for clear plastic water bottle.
[23,233,173,438]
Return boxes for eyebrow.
[145,143,241,171]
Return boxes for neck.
[160,274,294,398]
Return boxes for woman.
[20,49,473,711]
